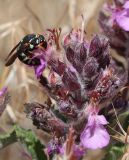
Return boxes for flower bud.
[25,102,68,137]
[62,67,81,91]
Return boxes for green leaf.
[103,144,124,160]
[0,125,47,160]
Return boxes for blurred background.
[0,0,107,159]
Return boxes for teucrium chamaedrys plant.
[5,24,128,159]
[99,0,129,57]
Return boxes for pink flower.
[113,1,129,31]
[31,47,48,79]
[73,145,85,159]
[47,139,62,155]
[60,143,85,160]
[99,1,129,56]
[0,87,7,97]
[80,114,110,149]
[34,58,46,78]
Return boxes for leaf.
[0,125,47,160]
[103,144,124,160]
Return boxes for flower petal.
[115,10,129,31]
[34,59,46,78]
[97,115,109,125]
[0,87,7,97]
[123,1,129,9]
[81,125,110,149]
[80,115,110,149]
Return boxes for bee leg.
[24,58,41,66]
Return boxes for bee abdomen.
[18,52,40,66]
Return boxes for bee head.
[38,35,47,49]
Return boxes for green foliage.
[120,112,129,131]
[103,144,125,160]
[0,125,47,160]
[104,110,129,160]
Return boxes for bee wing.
[5,53,18,66]
[5,42,20,66]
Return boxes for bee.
[5,34,47,66]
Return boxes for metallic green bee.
[5,34,47,66]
